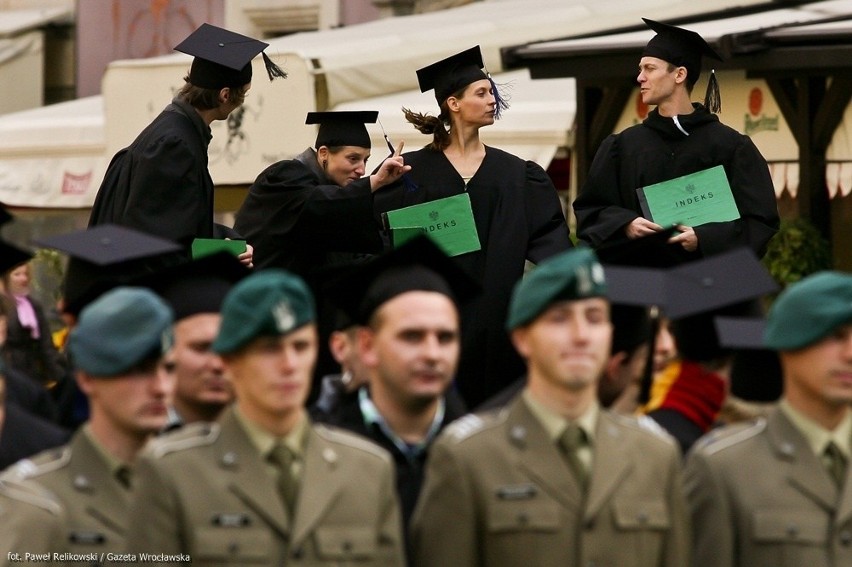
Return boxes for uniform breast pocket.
[487,497,561,533]
[194,526,273,564]
[314,526,376,562]
[612,499,671,566]
[751,508,829,567]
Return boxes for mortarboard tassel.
[485,68,510,120]
[262,52,288,81]
[704,69,721,114]
[381,123,418,193]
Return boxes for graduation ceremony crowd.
[1,17,851,567]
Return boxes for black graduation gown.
[574,104,779,260]
[373,145,572,408]
[89,98,215,248]
[233,147,383,274]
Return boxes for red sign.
[748,88,763,117]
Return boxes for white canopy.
[0,0,826,208]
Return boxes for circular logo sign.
[748,88,763,117]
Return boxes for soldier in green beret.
[411,247,689,567]
[127,269,405,566]
[1,287,175,560]
[685,271,852,567]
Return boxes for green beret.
[212,269,316,354]
[765,271,852,350]
[68,287,173,377]
[506,247,607,331]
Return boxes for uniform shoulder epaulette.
[147,422,220,458]
[610,413,676,444]
[0,478,63,515]
[313,424,392,462]
[694,418,766,455]
[1,446,71,481]
[442,409,506,444]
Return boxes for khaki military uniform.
[684,408,852,567]
[0,476,66,565]
[126,408,405,566]
[410,397,689,567]
[2,428,131,561]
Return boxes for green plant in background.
[762,218,832,302]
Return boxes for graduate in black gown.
[373,46,572,408]
[89,24,285,264]
[574,19,779,262]
[234,111,409,274]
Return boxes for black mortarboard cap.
[35,224,183,317]
[0,239,33,274]
[642,18,724,112]
[714,316,767,350]
[134,251,249,322]
[327,235,480,325]
[642,18,722,85]
[603,248,777,319]
[174,23,286,89]
[417,46,489,105]
[306,111,378,150]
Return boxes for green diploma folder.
[383,193,481,257]
[191,238,246,259]
[636,165,740,227]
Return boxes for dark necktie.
[268,443,299,516]
[559,424,588,491]
[824,442,848,488]
[115,466,132,490]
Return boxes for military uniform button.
[291,547,304,560]
[517,512,529,525]
[839,530,852,546]
[636,511,649,524]
[342,540,353,552]
[227,541,239,554]
[786,524,798,538]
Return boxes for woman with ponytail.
[374,46,572,409]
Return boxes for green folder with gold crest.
[636,165,740,227]
[383,193,481,257]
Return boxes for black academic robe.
[373,146,572,408]
[233,147,383,274]
[0,403,70,472]
[574,104,779,260]
[88,98,215,248]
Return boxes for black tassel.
[262,52,287,81]
[486,70,510,120]
[383,132,418,193]
[704,69,721,114]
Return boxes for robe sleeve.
[235,160,382,255]
[694,135,780,257]
[573,134,642,248]
[524,160,573,263]
[122,134,207,247]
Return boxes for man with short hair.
[1,287,174,556]
[411,247,688,567]
[89,23,284,259]
[315,237,474,549]
[574,18,778,261]
[142,252,247,429]
[128,270,405,565]
[685,271,852,567]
